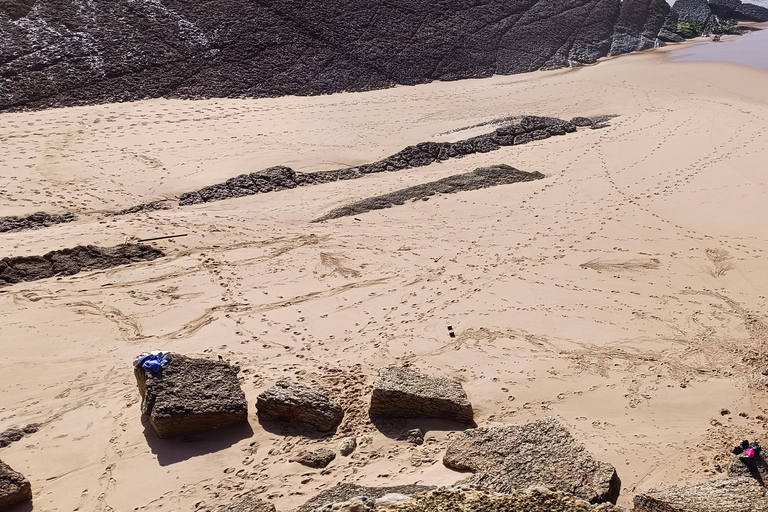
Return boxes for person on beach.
[733,440,761,458]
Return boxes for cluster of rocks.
[0,211,76,233]
[135,354,248,438]
[110,201,171,216]
[0,244,165,287]
[0,423,40,448]
[179,116,581,207]
[0,461,32,510]
[312,165,545,222]
[663,0,768,40]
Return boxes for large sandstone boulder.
[256,380,343,432]
[733,2,768,21]
[0,461,32,509]
[443,417,621,504]
[135,354,248,438]
[634,477,768,511]
[368,366,474,425]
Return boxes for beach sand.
[1,50,767,511]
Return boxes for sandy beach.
[1,48,768,511]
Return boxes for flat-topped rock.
[0,461,32,509]
[369,366,474,425]
[443,417,620,504]
[634,477,768,511]
[256,380,343,432]
[135,354,248,438]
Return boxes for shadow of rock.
[5,501,33,512]
[730,454,767,487]
[369,416,474,440]
[255,418,337,440]
[142,416,253,466]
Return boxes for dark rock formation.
[443,417,621,504]
[0,460,32,509]
[610,0,671,55]
[178,116,578,208]
[290,448,336,468]
[368,366,474,425]
[709,0,743,18]
[0,0,629,112]
[405,428,425,445]
[135,354,248,438]
[0,424,40,448]
[111,201,171,216]
[313,165,544,223]
[296,484,436,512]
[733,2,768,21]
[728,454,768,483]
[672,0,714,25]
[256,380,344,432]
[339,437,357,457]
[0,244,164,287]
[214,492,276,512]
[633,477,768,511]
[0,211,76,233]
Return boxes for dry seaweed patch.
[705,248,735,277]
[579,257,661,272]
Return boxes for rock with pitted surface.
[708,0,742,17]
[673,0,714,25]
[0,211,76,233]
[733,2,768,21]
[369,366,474,425]
[610,0,670,55]
[633,477,768,511]
[339,437,357,457]
[0,244,164,287]
[296,484,436,512]
[443,417,621,504]
[728,454,768,483]
[135,354,248,438]
[256,380,343,432]
[0,460,32,509]
[214,492,276,512]
[291,448,336,468]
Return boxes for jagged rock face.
[0,460,32,509]
[708,0,742,18]
[443,418,621,504]
[672,0,713,25]
[0,244,164,287]
[135,354,248,438]
[256,380,344,432]
[611,0,670,55]
[213,492,276,512]
[0,211,76,233]
[1,0,624,112]
[369,366,474,425]
[733,2,768,20]
[633,477,768,512]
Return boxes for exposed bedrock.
[708,0,743,18]
[672,0,714,26]
[135,354,248,438]
[633,477,768,512]
[733,2,768,21]
[0,0,750,112]
[443,417,621,504]
[178,116,579,207]
[313,165,544,223]
[0,243,164,287]
[213,492,276,512]
[0,211,76,233]
[296,484,436,512]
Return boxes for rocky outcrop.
[0,424,40,448]
[0,460,32,509]
[0,211,76,233]
[610,0,671,55]
[708,0,743,18]
[0,244,165,287]
[728,454,768,483]
[733,2,768,21]
[256,380,343,432]
[313,165,545,223]
[672,0,714,25]
[135,354,248,438]
[111,201,171,216]
[368,366,474,425]
[296,484,436,512]
[179,116,578,208]
[633,477,768,511]
[443,417,621,504]
[214,492,276,512]
[305,486,623,512]
[290,448,336,468]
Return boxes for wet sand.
[667,24,768,71]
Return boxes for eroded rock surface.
[313,165,544,223]
[296,484,436,512]
[633,477,768,511]
[369,366,474,424]
[0,424,40,448]
[214,492,276,512]
[708,0,743,18]
[256,380,343,432]
[0,460,32,509]
[0,244,164,287]
[135,354,248,438]
[0,211,76,233]
[443,417,621,504]
[611,0,671,55]
[733,2,768,21]
[291,448,336,468]
[728,454,768,483]
[111,201,171,216]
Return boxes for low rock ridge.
[312,164,545,223]
[178,115,580,207]
[0,211,77,233]
[0,243,165,287]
